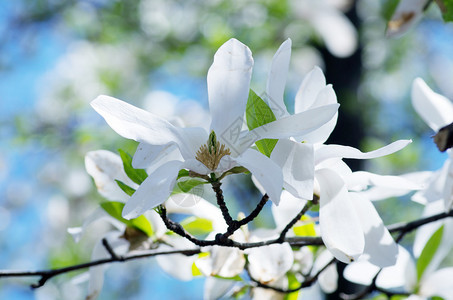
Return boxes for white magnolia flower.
[264,40,412,264]
[91,38,339,219]
[412,78,453,210]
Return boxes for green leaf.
[292,215,316,237]
[115,180,136,196]
[381,0,400,21]
[439,0,453,22]
[177,169,190,179]
[180,216,213,236]
[416,225,444,282]
[246,89,278,157]
[191,261,203,276]
[284,273,300,300]
[172,178,207,194]
[100,201,153,237]
[118,149,148,185]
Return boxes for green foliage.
[292,215,316,236]
[115,180,136,196]
[440,0,453,21]
[180,216,214,236]
[118,149,148,185]
[100,201,154,237]
[416,225,444,282]
[178,169,190,179]
[172,178,208,194]
[246,89,278,157]
[284,273,300,300]
[382,0,400,21]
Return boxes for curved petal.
[315,140,412,165]
[295,86,338,144]
[196,246,245,278]
[313,250,337,293]
[270,139,314,200]
[295,66,327,113]
[377,246,417,291]
[316,168,364,263]
[412,78,453,132]
[343,260,379,286]
[235,149,283,205]
[208,38,253,140]
[247,103,339,141]
[132,143,180,170]
[246,243,294,284]
[271,190,308,230]
[204,277,235,300]
[349,193,398,268]
[91,96,205,159]
[122,160,183,219]
[155,236,196,281]
[85,150,137,201]
[420,267,453,299]
[266,39,291,119]
[347,171,423,192]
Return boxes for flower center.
[196,131,231,171]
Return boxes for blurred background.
[1,0,452,299]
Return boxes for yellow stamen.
[196,131,231,171]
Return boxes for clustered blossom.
[71,39,453,299]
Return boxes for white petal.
[347,171,423,192]
[204,277,235,300]
[246,243,294,284]
[196,246,245,277]
[132,143,179,170]
[122,160,183,219]
[247,103,339,141]
[271,190,308,230]
[412,78,453,132]
[235,149,283,205]
[349,193,398,268]
[91,95,204,159]
[386,0,430,38]
[316,168,364,263]
[343,260,380,286]
[313,250,337,293]
[85,150,137,201]
[270,139,314,200]
[208,38,253,140]
[265,39,291,119]
[376,246,417,291]
[295,66,327,113]
[310,8,357,57]
[155,236,196,281]
[315,140,412,165]
[419,267,453,299]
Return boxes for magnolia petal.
[443,158,453,210]
[310,7,357,58]
[296,86,338,144]
[315,139,412,165]
[347,171,423,192]
[386,0,430,38]
[155,236,196,281]
[343,260,379,286]
[412,78,453,132]
[313,250,337,293]
[246,243,294,284]
[122,160,183,219]
[248,103,339,141]
[265,39,291,119]
[349,193,398,268]
[316,168,364,263]
[67,208,117,243]
[91,96,205,159]
[271,190,308,230]
[235,149,283,205]
[377,245,417,291]
[207,38,253,140]
[85,150,137,202]
[270,139,314,200]
[132,143,180,170]
[204,277,235,300]
[196,246,245,278]
[295,66,326,113]
[419,267,453,299]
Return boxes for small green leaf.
[100,201,153,237]
[118,149,148,185]
[115,180,136,196]
[416,225,444,282]
[246,89,278,157]
[439,0,453,22]
[177,169,190,179]
[191,261,203,276]
[172,178,207,194]
[293,215,316,237]
[284,273,300,300]
[181,216,213,236]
